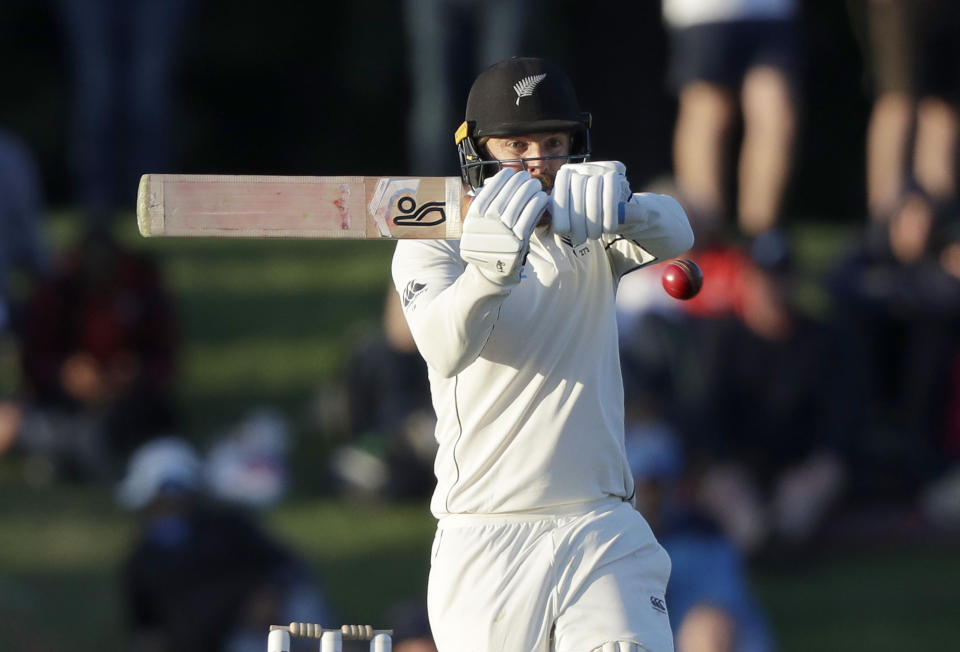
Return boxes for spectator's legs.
[888,193,933,264]
[673,82,737,230]
[0,400,21,455]
[696,463,769,554]
[125,0,194,196]
[738,66,795,236]
[55,0,119,218]
[676,605,735,652]
[860,0,918,222]
[913,96,959,201]
[866,92,915,221]
[0,131,51,329]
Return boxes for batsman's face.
[485,132,572,192]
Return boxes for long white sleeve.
[392,192,692,376]
[392,239,513,378]
[607,192,694,278]
[392,228,637,516]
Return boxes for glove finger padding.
[460,168,546,286]
[504,178,547,238]
[551,161,632,243]
[468,168,517,220]
[584,174,603,240]
[584,161,626,176]
[514,190,550,242]
[486,169,534,228]
[580,162,630,208]
[569,172,588,246]
[551,166,573,237]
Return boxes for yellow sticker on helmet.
[455,121,469,145]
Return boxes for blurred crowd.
[1,1,959,651]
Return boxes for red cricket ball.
[661,258,703,300]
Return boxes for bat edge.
[136,174,164,237]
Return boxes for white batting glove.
[459,168,550,286]
[552,161,632,247]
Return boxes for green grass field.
[1,215,958,651]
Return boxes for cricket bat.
[137,173,643,240]
[137,174,465,240]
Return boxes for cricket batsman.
[392,57,695,652]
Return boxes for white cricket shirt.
[392,193,693,517]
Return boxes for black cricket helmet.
[455,57,592,191]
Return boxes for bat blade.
[136,174,465,240]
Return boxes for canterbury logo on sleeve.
[402,280,428,310]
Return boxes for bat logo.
[392,196,446,227]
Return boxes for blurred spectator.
[207,407,291,508]
[117,437,332,652]
[53,0,194,219]
[846,0,960,223]
[387,599,437,652]
[326,289,435,500]
[663,0,800,238]
[0,129,50,332]
[678,239,753,321]
[620,232,852,555]
[618,176,753,323]
[404,0,530,176]
[0,129,51,458]
[615,182,751,409]
[828,196,960,501]
[626,428,775,652]
[683,232,851,554]
[616,262,701,444]
[13,227,179,482]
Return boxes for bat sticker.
[369,178,421,237]
[393,197,446,227]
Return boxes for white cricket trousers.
[427,498,674,652]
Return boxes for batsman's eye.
[545,136,570,154]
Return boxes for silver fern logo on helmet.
[513,74,547,106]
